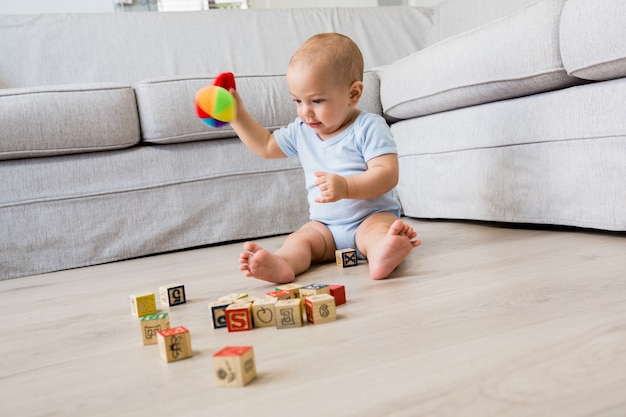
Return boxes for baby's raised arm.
[229,89,286,160]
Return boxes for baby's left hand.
[314,172,348,203]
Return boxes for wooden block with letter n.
[140,312,170,345]
[159,283,186,307]
[304,294,337,324]
[225,302,254,332]
[157,326,192,363]
[213,346,257,387]
[336,248,358,268]
[275,298,303,329]
[129,292,157,317]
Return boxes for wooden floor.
[1,218,625,417]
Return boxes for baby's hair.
[289,33,364,87]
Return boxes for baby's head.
[288,33,364,88]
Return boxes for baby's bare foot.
[367,220,421,280]
[239,242,295,284]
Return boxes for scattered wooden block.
[140,312,170,345]
[304,294,337,324]
[208,300,232,329]
[251,297,277,328]
[225,302,254,332]
[129,292,157,317]
[266,290,294,300]
[275,299,303,329]
[157,326,192,363]
[300,283,330,298]
[336,248,358,268]
[213,346,257,387]
[159,283,186,307]
[275,283,302,298]
[329,284,346,306]
[218,293,248,303]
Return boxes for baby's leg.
[239,221,335,284]
[355,213,421,280]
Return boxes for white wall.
[0,0,113,14]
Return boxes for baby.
[229,33,420,284]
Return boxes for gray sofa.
[1,0,624,280]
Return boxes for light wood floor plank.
[1,218,624,416]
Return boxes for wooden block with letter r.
[140,312,170,345]
[157,326,192,363]
[159,283,186,307]
[335,248,358,268]
[213,346,257,387]
[129,292,157,317]
[304,294,337,324]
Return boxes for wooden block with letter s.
[225,302,254,332]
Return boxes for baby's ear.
[349,81,364,103]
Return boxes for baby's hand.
[229,88,245,123]
[314,172,348,203]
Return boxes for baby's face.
[287,63,359,140]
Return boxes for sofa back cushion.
[0,8,436,89]
[381,0,578,120]
[0,84,140,160]
[135,72,382,145]
[560,0,626,81]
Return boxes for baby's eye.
[312,99,324,104]
[292,99,302,104]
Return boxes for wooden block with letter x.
[336,248,358,268]
[213,346,257,387]
[159,283,186,307]
[140,312,170,345]
[129,292,157,317]
[157,326,192,363]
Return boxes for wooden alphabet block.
[209,300,232,329]
[213,346,257,387]
[275,283,302,298]
[251,297,277,328]
[266,290,294,300]
[304,294,337,324]
[159,283,186,307]
[157,326,192,363]
[300,283,330,298]
[225,302,254,332]
[129,292,157,317]
[218,293,248,303]
[275,298,303,329]
[140,312,170,345]
[329,284,346,306]
[336,248,358,268]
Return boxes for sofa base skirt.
[393,80,626,231]
[0,140,308,280]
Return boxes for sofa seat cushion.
[135,72,382,145]
[391,79,626,231]
[381,0,577,120]
[560,0,626,81]
[0,84,140,161]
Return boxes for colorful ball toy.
[195,72,237,128]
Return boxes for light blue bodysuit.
[273,111,401,252]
